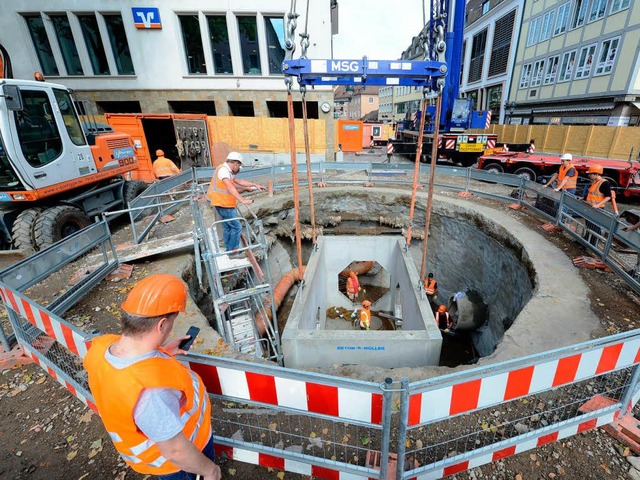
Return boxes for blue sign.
[132,7,162,29]
[0,193,12,202]
[113,147,135,160]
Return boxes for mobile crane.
[0,79,146,252]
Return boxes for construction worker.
[152,149,181,180]
[583,164,612,246]
[346,271,360,303]
[84,274,221,480]
[423,272,438,302]
[386,139,394,163]
[206,152,266,257]
[436,304,452,331]
[544,153,577,195]
[360,300,371,330]
[526,139,536,154]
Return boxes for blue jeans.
[157,436,215,480]
[215,206,242,252]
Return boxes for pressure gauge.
[321,102,331,113]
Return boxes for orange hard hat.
[438,304,447,313]
[362,300,372,307]
[156,149,164,157]
[121,274,187,317]
[587,164,603,175]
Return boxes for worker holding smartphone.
[84,274,221,480]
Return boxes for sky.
[332,0,427,60]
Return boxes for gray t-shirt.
[105,347,184,442]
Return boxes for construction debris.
[541,222,562,233]
[573,256,611,271]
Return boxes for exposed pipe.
[406,97,428,246]
[338,260,375,277]
[286,93,304,278]
[256,266,306,335]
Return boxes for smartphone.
[178,326,200,351]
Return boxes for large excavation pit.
[282,236,442,369]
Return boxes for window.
[610,0,631,14]
[544,56,559,84]
[489,10,515,77]
[571,0,588,28]
[519,63,532,88]
[527,17,540,46]
[368,97,374,104]
[575,44,597,79]
[78,15,110,75]
[206,16,232,74]
[530,59,545,87]
[588,0,608,22]
[482,1,490,15]
[53,89,85,146]
[539,11,555,41]
[468,29,487,83]
[558,50,577,82]
[50,15,83,75]
[486,85,502,120]
[238,16,261,75]
[594,37,620,75]
[554,2,571,35]
[228,101,255,116]
[104,15,134,75]
[179,15,206,74]
[24,15,59,76]
[264,16,285,75]
[14,90,63,167]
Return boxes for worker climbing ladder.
[190,191,283,365]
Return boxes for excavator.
[0,78,147,252]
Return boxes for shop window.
[575,44,596,79]
[486,85,502,121]
[571,0,588,29]
[50,15,83,75]
[179,15,206,74]
[558,50,576,82]
[553,2,571,36]
[610,0,631,14]
[264,16,285,75]
[594,37,620,76]
[518,63,532,89]
[530,60,545,87]
[24,15,59,76]
[543,56,559,85]
[78,15,110,75]
[228,101,255,116]
[207,16,232,75]
[238,16,261,75]
[104,15,134,75]
[588,0,608,22]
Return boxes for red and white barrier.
[486,138,496,149]
[445,138,456,150]
[216,444,369,479]
[485,111,492,129]
[190,362,384,424]
[408,339,640,425]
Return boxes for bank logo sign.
[132,7,162,29]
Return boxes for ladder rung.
[230,308,252,316]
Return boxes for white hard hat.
[560,153,572,161]
[226,151,243,164]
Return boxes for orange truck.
[0,79,148,251]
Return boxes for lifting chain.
[299,32,310,60]
[285,0,298,62]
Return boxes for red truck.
[477,151,640,198]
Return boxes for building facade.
[0,0,333,122]
[332,86,379,120]
[509,0,640,126]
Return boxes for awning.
[532,103,614,113]
[512,108,532,115]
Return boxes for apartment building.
[510,0,640,126]
[0,0,333,119]
[333,86,379,120]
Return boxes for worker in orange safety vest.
[152,149,181,180]
[84,274,221,480]
[423,272,438,302]
[346,271,360,303]
[436,304,452,331]
[544,153,577,195]
[360,300,371,330]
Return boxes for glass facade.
[78,15,110,75]
[104,15,134,75]
[207,15,232,74]
[264,16,285,75]
[24,15,59,76]
[179,15,206,74]
[238,16,261,75]
[51,14,83,75]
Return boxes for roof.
[333,85,380,100]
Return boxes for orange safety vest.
[346,276,359,295]
[586,178,605,207]
[83,335,212,476]
[152,157,180,179]
[424,278,437,296]
[558,163,577,190]
[206,163,236,208]
[360,309,371,329]
[437,311,451,329]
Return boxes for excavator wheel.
[11,207,42,252]
[33,206,90,251]
[123,180,148,204]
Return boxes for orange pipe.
[256,266,306,335]
[338,261,375,278]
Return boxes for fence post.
[602,214,619,259]
[395,378,410,479]
[465,166,471,193]
[555,190,565,226]
[620,364,640,414]
[378,377,394,480]
[517,177,526,207]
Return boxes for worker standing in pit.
[544,153,577,195]
[436,304,452,331]
[83,274,221,480]
[424,272,438,303]
[346,271,360,304]
[360,300,371,330]
[152,149,181,180]
[206,152,266,257]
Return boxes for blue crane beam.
[282,57,446,87]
